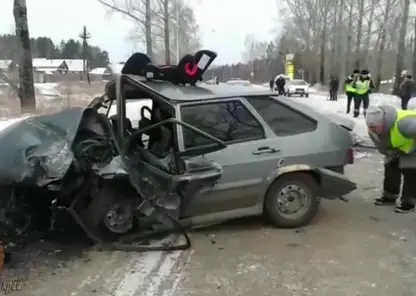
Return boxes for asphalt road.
[3,149,416,296]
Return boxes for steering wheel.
[140,106,152,120]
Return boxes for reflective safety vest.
[355,80,370,95]
[345,82,355,93]
[390,109,416,153]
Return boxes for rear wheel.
[264,173,320,228]
[306,94,309,97]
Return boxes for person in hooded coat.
[269,77,275,91]
[365,105,416,213]
[352,69,374,117]
[275,76,285,95]
[399,74,414,110]
[329,76,339,101]
[344,69,360,113]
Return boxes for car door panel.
[178,99,281,216]
[184,138,283,216]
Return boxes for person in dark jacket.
[399,74,414,110]
[269,77,274,91]
[329,76,339,101]
[353,69,374,118]
[344,69,360,113]
[275,76,285,95]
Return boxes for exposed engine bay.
[0,103,225,252]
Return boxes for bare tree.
[13,0,36,113]
[393,0,411,94]
[98,0,154,58]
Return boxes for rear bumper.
[315,167,357,199]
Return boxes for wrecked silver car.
[0,50,357,253]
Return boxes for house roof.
[32,58,65,68]
[31,58,84,72]
[90,67,109,75]
[65,59,84,72]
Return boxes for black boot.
[353,110,359,118]
[374,194,397,206]
[395,203,415,213]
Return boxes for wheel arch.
[261,165,321,209]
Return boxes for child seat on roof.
[121,50,217,86]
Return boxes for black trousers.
[329,90,338,101]
[346,92,354,112]
[384,157,416,204]
[400,96,411,110]
[278,87,284,95]
[353,94,370,117]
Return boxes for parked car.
[285,79,310,97]
[0,50,356,255]
[226,79,252,86]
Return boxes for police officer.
[344,69,360,113]
[353,69,374,117]
[366,105,416,213]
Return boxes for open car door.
[112,117,227,222]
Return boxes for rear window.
[290,80,307,85]
[245,96,317,136]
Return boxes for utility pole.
[79,25,91,83]
[176,3,180,64]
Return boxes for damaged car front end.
[0,75,227,252]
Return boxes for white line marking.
[114,252,165,296]
[142,251,184,296]
[161,250,193,296]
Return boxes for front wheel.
[305,94,309,97]
[264,173,320,228]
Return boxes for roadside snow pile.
[35,83,60,97]
[291,92,400,148]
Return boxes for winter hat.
[353,69,360,74]
[361,69,369,75]
[365,105,385,127]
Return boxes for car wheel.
[287,93,291,97]
[306,94,309,97]
[264,172,320,228]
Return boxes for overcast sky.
[0,0,277,65]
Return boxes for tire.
[306,94,309,97]
[264,173,320,228]
[287,93,291,97]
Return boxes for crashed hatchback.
[0,50,356,251]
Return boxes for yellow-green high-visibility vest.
[390,109,416,153]
[355,80,370,95]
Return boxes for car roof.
[106,74,274,104]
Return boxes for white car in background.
[285,79,309,97]
[226,79,252,86]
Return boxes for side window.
[245,96,317,136]
[181,100,264,148]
